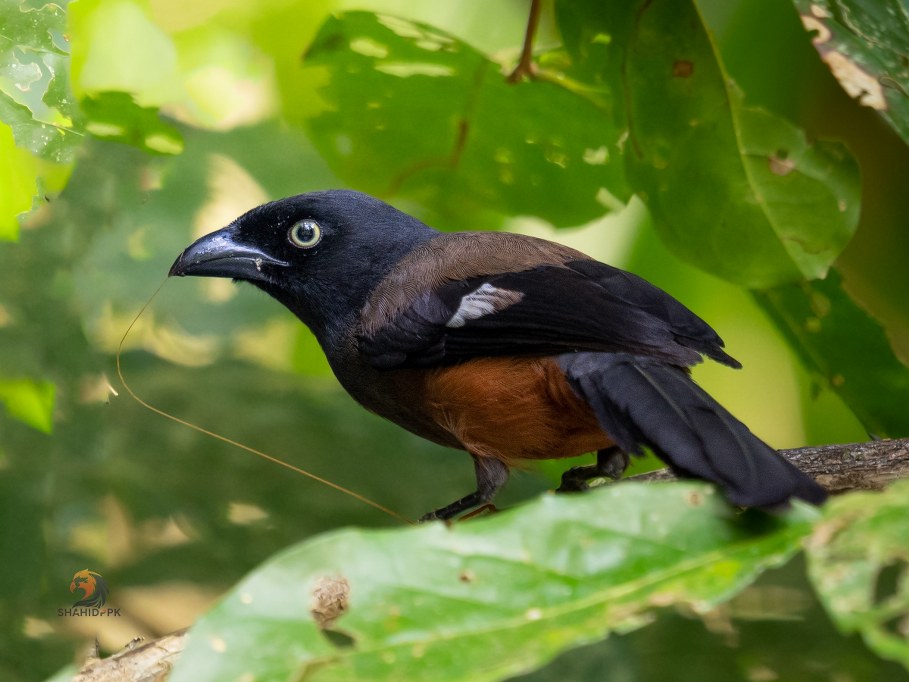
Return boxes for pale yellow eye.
[288,219,322,248]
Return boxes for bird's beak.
[169,226,288,282]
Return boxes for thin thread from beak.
[116,277,414,526]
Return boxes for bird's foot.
[419,502,499,524]
[598,447,630,480]
[421,455,508,522]
[556,467,592,493]
[557,447,629,493]
[458,503,498,521]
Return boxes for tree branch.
[630,438,909,493]
[74,631,186,682]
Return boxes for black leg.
[597,446,630,479]
[420,455,509,522]
[557,446,629,493]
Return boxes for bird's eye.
[288,219,322,249]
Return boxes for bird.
[169,189,826,521]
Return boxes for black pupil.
[297,223,314,242]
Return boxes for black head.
[169,190,437,341]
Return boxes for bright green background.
[1,0,908,680]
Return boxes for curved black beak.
[169,226,288,282]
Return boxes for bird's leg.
[557,446,629,492]
[420,455,509,522]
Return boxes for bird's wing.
[358,253,740,370]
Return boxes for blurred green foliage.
[302,11,629,227]
[0,0,907,680]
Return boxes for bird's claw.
[419,503,498,523]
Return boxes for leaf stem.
[508,0,542,83]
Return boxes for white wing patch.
[446,282,524,328]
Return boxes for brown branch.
[74,630,186,682]
[630,438,909,494]
[508,0,542,83]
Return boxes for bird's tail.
[559,352,827,507]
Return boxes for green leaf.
[301,12,628,228]
[0,89,80,163]
[3,0,185,159]
[806,479,909,670]
[554,0,633,117]
[0,377,55,434]
[81,92,183,154]
[734,107,861,277]
[0,0,82,162]
[0,0,78,234]
[0,122,38,241]
[618,0,860,287]
[170,483,814,682]
[756,269,909,437]
[794,0,909,145]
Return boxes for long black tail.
[559,352,827,507]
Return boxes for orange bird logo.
[70,570,109,608]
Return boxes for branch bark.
[72,438,909,681]
[630,437,909,494]
[74,631,186,682]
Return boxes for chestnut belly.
[421,356,613,464]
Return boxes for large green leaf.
[807,479,909,670]
[794,0,909,145]
[610,0,861,287]
[301,12,628,228]
[0,0,82,162]
[0,0,79,231]
[170,483,814,682]
[756,269,909,437]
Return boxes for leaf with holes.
[0,0,77,234]
[806,479,909,670]
[616,0,860,287]
[300,12,628,228]
[756,270,909,437]
[554,0,862,287]
[81,92,183,155]
[0,1,82,162]
[795,0,909,145]
[169,483,815,682]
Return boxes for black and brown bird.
[169,190,826,520]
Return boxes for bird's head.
[169,190,436,340]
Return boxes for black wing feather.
[559,352,827,507]
[360,260,739,370]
